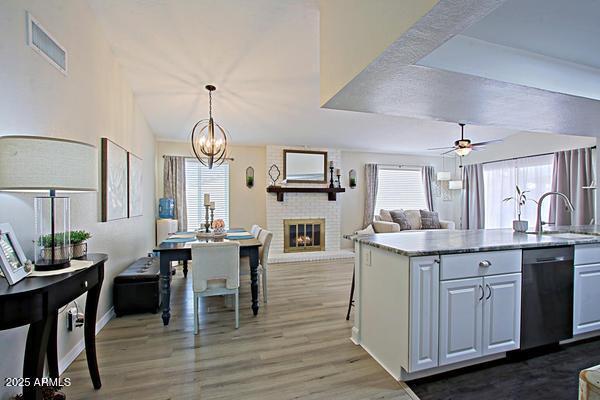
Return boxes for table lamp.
[0,136,97,270]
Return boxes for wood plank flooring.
[63,260,418,400]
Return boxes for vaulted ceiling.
[87,0,525,154]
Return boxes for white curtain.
[483,154,553,229]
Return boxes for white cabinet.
[439,277,483,366]
[439,273,521,366]
[409,256,439,372]
[574,263,600,335]
[482,273,521,355]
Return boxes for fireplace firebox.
[283,219,325,253]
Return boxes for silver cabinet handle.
[434,258,440,264]
[479,260,492,268]
[486,284,491,300]
[478,285,484,301]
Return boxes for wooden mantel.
[266,186,345,202]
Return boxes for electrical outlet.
[67,307,84,331]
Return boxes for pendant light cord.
[208,89,213,119]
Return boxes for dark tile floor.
[409,338,600,400]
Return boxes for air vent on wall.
[27,12,67,74]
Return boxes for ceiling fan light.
[437,171,451,181]
[455,147,472,157]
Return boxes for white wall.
[0,2,156,398]
[340,151,461,249]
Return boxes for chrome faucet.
[535,191,575,234]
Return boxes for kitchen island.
[348,228,600,381]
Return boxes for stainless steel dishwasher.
[520,246,574,350]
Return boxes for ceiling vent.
[27,12,67,75]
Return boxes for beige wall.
[464,132,596,165]
[319,0,437,105]
[156,141,267,231]
[340,150,461,249]
[0,1,156,397]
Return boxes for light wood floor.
[63,260,418,400]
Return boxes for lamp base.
[34,259,71,271]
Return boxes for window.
[185,159,229,230]
[483,155,553,229]
[374,168,429,212]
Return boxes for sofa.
[371,209,455,233]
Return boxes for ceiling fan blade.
[471,139,503,147]
[427,146,455,151]
[441,148,457,155]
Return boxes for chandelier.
[191,85,228,169]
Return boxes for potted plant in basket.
[503,185,537,232]
[39,230,92,261]
[70,230,92,259]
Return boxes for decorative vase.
[513,220,528,233]
[214,227,226,235]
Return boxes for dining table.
[153,230,262,326]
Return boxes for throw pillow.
[404,210,422,230]
[390,209,412,230]
[420,209,441,229]
[356,225,375,235]
[379,209,393,222]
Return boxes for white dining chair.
[250,224,262,238]
[257,229,273,303]
[191,241,240,333]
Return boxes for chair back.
[250,224,262,238]
[257,229,273,267]
[191,241,240,292]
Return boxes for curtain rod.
[377,163,426,169]
[480,146,596,166]
[162,155,235,162]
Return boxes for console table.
[0,253,106,400]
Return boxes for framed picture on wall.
[101,138,129,222]
[128,152,143,218]
[0,223,31,285]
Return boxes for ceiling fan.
[428,123,503,156]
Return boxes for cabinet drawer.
[441,250,522,280]
[574,244,600,265]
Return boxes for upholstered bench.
[580,365,600,400]
[114,257,160,316]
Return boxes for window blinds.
[374,168,428,212]
[185,159,230,230]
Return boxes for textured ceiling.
[87,0,523,153]
[323,0,600,138]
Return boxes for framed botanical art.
[0,223,31,285]
[101,138,128,222]
[128,152,143,217]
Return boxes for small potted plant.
[503,185,537,232]
[70,230,91,259]
[212,219,226,235]
[39,232,71,262]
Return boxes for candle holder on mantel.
[336,173,341,188]
[329,166,335,188]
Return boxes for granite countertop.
[347,227,600,256]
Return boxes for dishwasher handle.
[533,256,567,263]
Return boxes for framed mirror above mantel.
[283,149,327,184]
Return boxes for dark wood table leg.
[47,310,59,379]
[249,248,259,316]
[23,316,54,400]
[159,253,172,326]
[183,260,188,278]
[346,268,355,321]
[84,266,104,389]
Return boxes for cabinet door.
[483,273,521,355]
[409,256,439,372]
[574,264,600,335]
[439,277,483,366]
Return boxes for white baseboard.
[58,307,115,375]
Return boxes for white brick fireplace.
[266,145,353,263]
